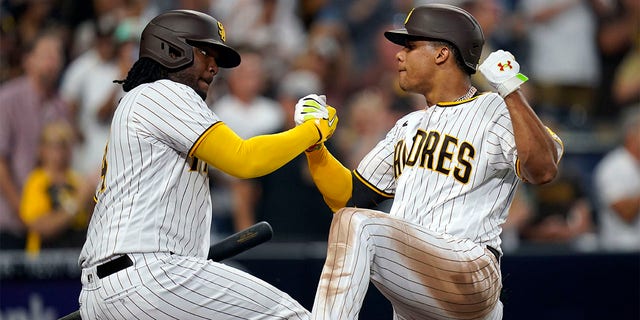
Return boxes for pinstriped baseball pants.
[79,252,310,319]
[311,208,503,320]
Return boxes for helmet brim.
[191,40,241,68]
[384,29,435,47]
[384,29,411,46]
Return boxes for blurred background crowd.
[0,0,638,258]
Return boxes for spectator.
[211,47,284,139]
[611,35,640,109]
[60,16,121,180]
[0,1,47,82]
[518,0,601,127]
[294,16,355,107]
[19,121,94,256]
[594,0,639,119]
[356,22,423,108]
[335,89,395,168]
[0,31,69,250]
[211,0,307,87]
[458,0,505,93]
[209,47,284,235]
[516,166,595,250]
[254,69,334,241]
[593,109,640,252]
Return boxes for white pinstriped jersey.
[356,92,563,253]
[79,79,218,268]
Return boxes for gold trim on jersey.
[437,86,479,106]
[437,95,481,107]
[354,170,394,198]
[515,158,525,182]
[546,126,565,164]
[515,126,564,183]
[189,121,223,157]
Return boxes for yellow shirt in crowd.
[20,168,90,255]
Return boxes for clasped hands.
[294,94,338,152]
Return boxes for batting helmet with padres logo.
[139,9,241,69]
[384,4,485,74]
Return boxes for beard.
[168,70,208,100]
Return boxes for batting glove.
[479,50,529,98]
[306,106,338,152]
[294,94,328,126]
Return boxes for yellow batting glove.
[306,106,338,152]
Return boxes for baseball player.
[77,10,337,319]
[295,4,564,320]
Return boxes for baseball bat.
[208,220,273,261]
[58,221,274,320]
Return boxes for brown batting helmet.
[139,10,241,70]
[384,4,484,74]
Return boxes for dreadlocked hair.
[114,57,169,92]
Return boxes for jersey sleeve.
[485,98,564,180]
[354,118,404,196]
[132,80,219,154]
[485,107,518,174]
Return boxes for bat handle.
[58,310,81,320]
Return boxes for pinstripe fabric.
[80,80,217,267]
[80,253,310,319]
[312,92,562,319]
[312,208,502,320]
[356,92,564,252]
[79,79,310,319]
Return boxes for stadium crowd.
[0,0,638,256]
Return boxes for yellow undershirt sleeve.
[191,121,320,179]
[305,145,352,212]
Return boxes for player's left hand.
[479,50,529,98]
[306,105,338,152]
[294,94,328,126]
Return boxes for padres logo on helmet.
[217,21,226,42]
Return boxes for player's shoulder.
[469,91,508,113]
[131,79,199,102]
[396,109,425,124]
[473,91,507,106]
[476,91,502,101]
[140,79,184,94]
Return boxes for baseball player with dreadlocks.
[295,4,563,320]
[77,10,337,319]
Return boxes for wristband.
[306,143,323,152]
[497,73,528,98]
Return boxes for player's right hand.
[478,50,528,98]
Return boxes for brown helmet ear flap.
[140,24,194,70]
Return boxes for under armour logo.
[497,61,513,71]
